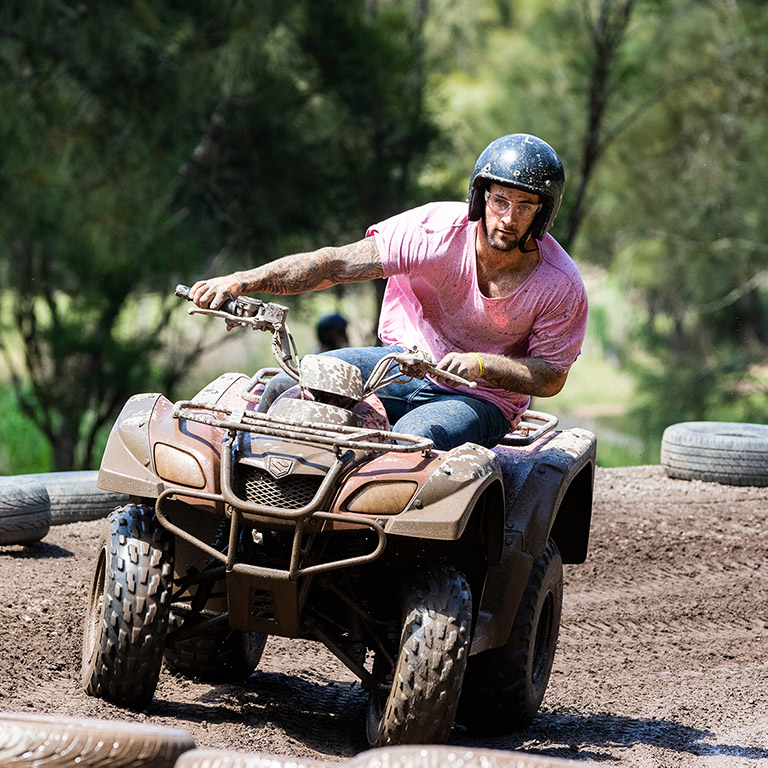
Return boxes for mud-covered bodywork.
[475,430,595,652]
[98,371,595,655]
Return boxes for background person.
[190,133,588,450]
[316,312,350,352]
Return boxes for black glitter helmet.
[468,133,565,241]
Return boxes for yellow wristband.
[472,352,485,377]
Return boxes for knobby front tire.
[81,504,174,709]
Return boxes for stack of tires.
[0,478,50,546]
[0,471,128,546]
[0,712,596,767]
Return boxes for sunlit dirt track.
[1,466,766,767]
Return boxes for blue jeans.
[257,345,510,451]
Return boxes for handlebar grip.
[175,283,237,315]
[438,369,478,389]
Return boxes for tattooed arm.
[434,352,568,397]
[190,237,382,309]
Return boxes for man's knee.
[257,372,295,413]
[393,412,455,451]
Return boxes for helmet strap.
[520,226,537,253]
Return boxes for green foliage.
[0,383,51,474]
[180,0,437,263]
[598,3,768,438]
[0,1,438,471]
[430,0,768,460]
[0,3,210,469]
[2,0,766,472]
[0,2,225,469]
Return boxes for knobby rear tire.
[81,504,174,709]
[164,605,267,682]
[366,564,472,747]
[458,538,563,734]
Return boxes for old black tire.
[0,711,194,767]
[81,504,174,708]
[458,539,562,734]
[14,470,129,524]
[0,478,51,545]
[366,564,472,747]
[661,421,768,486]
[164,606,267,682]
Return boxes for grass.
[0,384,51,475]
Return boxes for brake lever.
[174,284,299,377]
[394,350,477,389]
[174,284,290,330]
[430,368,478,389]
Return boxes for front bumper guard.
[154,432,386,583]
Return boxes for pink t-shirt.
[367,202,588,425]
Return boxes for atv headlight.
[154,443,206,488]
[345,481,418,515]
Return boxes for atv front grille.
[233,466,323,510]
[250,589,275,621]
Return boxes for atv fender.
[98,393,165,498]
[496,427,596,564]
[98,373,250,499]
[383,443,504,550]
[472,427,596,653]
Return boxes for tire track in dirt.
[566,559,764,605]
[560,615,765,644]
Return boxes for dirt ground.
[0,465,766,767]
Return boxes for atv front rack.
[161,400,426,585]
[173,400,558,453]
[154,479,387,582]
[173,399,435,455]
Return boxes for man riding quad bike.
[81,288,595,747]
[82,133,595,746]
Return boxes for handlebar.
[175,284,298,377]
[364,349,477,395]
[175,284,291,331]
[176,286,476,393]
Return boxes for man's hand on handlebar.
[433,352,484,387]
[190,274,245,310]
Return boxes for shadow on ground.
[454,709,768,763]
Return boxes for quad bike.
[81,286,596,747]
